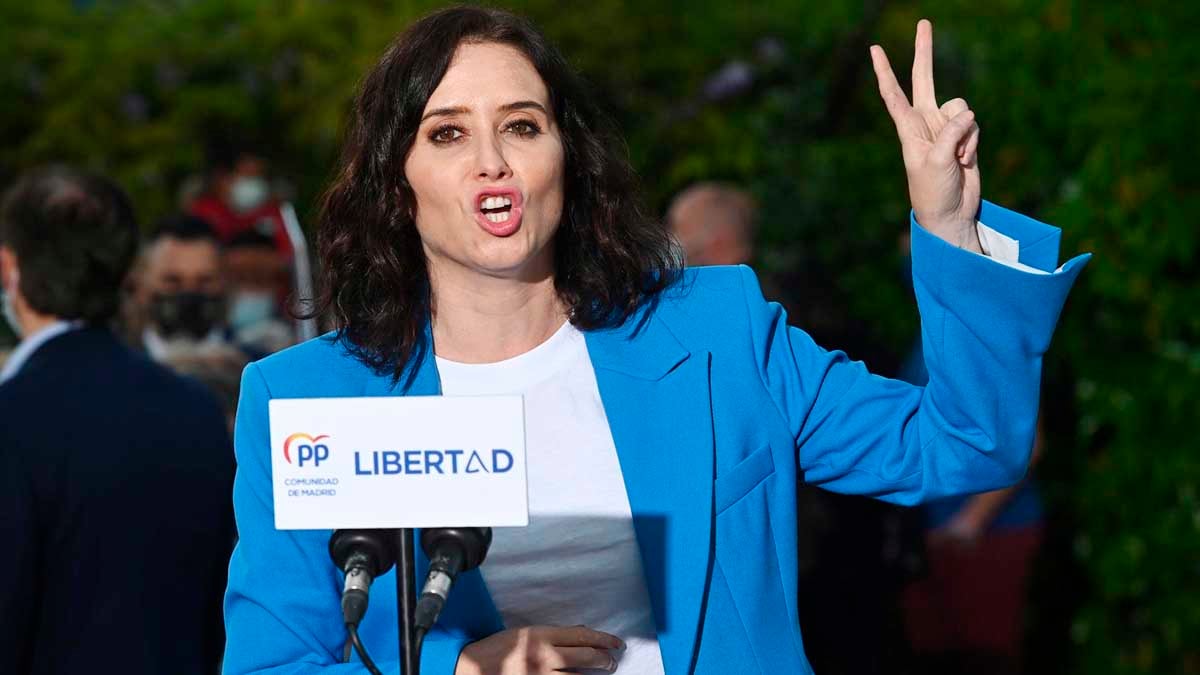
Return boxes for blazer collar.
[0,320,82,384]
[581,303,691,381]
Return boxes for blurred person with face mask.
[188,138,294,257]
[134,214,232,361]
[131,215,250,426]
[223,229,296,355]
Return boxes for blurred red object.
[189,195,293,257]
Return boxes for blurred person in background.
[667,181,756,266]
[127,213,252,424]
[133,213,232,360]
[0,166,235,674]
[669,182,917,675]
[896,288,1048,675]
[188,138,294,257]
[223,229,297,355]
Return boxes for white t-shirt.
[436,322,666,674]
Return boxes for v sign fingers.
[870,45,925,168]
[912,19,937,110]
[870,20,983,253]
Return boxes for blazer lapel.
[586,311,715,675]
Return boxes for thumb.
[932,109,976,166]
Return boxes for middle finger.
[912,19,937,110]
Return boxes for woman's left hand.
[871,19,982,253]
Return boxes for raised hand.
[871,19,982,253]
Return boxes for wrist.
[957,222,984,254]
[937,218,982,253]
[913,211,982,254]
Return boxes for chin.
[465,240,552,280]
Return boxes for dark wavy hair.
[0,166,138,324]
[309,5,680,379]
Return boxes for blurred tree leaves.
[1,0,1197,672]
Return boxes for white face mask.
[229,176,270,213]
[1,269,21,338]
[228,291,276,332]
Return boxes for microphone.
[413,527,493,633]
[328,529,396,627]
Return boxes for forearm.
[955,483,1025,531]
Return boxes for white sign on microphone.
[268,396,528,530]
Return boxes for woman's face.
[405,41,565,285]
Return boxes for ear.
[0,246,17,289]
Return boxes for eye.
[428,124,465,145]
[504,118,542,138]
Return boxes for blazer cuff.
[910,200,1091,357]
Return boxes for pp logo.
[283,433,330,467]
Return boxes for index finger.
[545,625,624,649]
[869,45,911,121]
[912,19,937,110]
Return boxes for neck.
[429,265,567,364]
[12,289,63,338]
[19,311,63,339]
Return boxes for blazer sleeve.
[744,200,1089,504]
[222,362,471,675]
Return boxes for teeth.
[481,195,513,210]
[485,211,511,223]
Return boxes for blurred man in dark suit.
[0,167,235,674]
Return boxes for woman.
[224,7,1087,675]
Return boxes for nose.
[473,132,512,181]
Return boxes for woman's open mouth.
[474,189,524,236]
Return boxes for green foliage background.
[1,1,1196,672]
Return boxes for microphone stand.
[396,528,420,675]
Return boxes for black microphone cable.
[347,624,381,675]
[329,529,395,675]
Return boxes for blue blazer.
[224,202,1088,674]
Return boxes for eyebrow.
[420,100,549,123]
